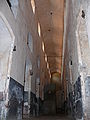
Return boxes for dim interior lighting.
[45,53,47,62]
[42,41,45,52]
[38,22,41,37]
[31,0,35,14]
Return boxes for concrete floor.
[23,115,73,120]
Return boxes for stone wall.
[0,0,50,119]
[63,0,90,119]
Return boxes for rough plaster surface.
[64,0,90,119]
[0,0,50,119]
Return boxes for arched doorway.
[51,72,62,113]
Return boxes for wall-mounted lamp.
[81,10,85,19]
[13,46,16,51]
[30,70,33,76]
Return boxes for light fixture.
[13,46,16,51]
[50,73,51,78]
[31,0,35,14]
[30,69,33,76]
[81,10,85,19]
[42,41,45,52]
[38,22,41,37]
[45,53,47,62]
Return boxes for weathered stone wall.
[64,0,90,119]
[0,0,50,119]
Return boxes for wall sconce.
[13,46,16,51]
[81,10,85,19]
[30,70,33,76]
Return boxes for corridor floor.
[23,115,73,120]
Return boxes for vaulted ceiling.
[35,0,64,74]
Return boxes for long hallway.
[0,0,90,120]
